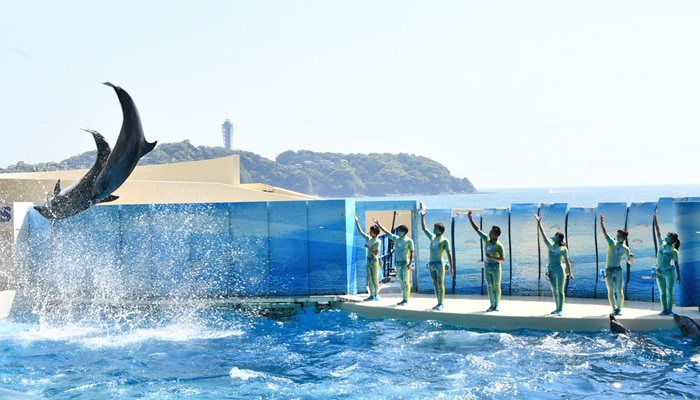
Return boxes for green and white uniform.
[478,231,505,308]
[544,236,569,312]
[656,235,679,313]
[425,231,451,305]
[388,232,414,301]
[603,235,631,312]
[361,233,381,298]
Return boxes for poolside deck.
[3,287,698,332]
[338,291,700,332]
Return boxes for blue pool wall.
[18,200,357,299]
[13,198,700,306]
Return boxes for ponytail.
[554,232,566,248]
[669,232,680,250]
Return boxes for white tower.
[221,119,233,150]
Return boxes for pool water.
[1,306,699,399]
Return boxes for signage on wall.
[0,204,13,225]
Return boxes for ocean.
[358,184,700,209]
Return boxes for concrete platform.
[4,287,698,333]
[338,292,700,332]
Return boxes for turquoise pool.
[1,306,698,399]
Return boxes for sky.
[1,1,699,190]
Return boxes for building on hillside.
[0,156,318,205]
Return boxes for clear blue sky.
[2,1,699,189]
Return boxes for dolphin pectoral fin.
[94,194,119,204]
[53,179,62,196]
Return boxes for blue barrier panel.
[119,204,154,298]
[51,212,91,298]
[229,202,270,296]
[625,202,657,302]
[27,209,53,293]
[352,211,369,295]
[13,209,32,294]
[565,207,597,298]
[84,206,121,298]
[509,204,538,296]
[189,203,230,297]
[654,197,676,302]
[344,200,357,295]
[416,209,452,294]
[537,203,568,297]
[596,202,628,299]
[452,212,484,295]
[268,201,309,296]
[481,208,511,296]
[51,206,120,299]
[307,200,350,295]
[673,201,700,306]
[151,204,194,297]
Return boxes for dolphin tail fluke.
[140,140,157,158]
[94,195,119,204]
[102,81,116,88]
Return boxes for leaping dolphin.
[33,129,112,220]
[91,82,157,203]
[34,83,157,220]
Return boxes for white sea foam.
[82,324,245,349]
[229,367,264,381]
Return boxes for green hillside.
[0,141,476,197]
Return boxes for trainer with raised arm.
[373,217,414,305]
[599,214,633,316]
[354,215,382,301]
[467,210,505,312]
[535,214,574,316]
[420,208,454,311]
[653,210,681,316]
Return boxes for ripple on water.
[1,309,698,399]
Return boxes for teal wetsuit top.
[605,235,631,268]
[478,231,504,267]
[388,233,414,264]
[544,236,569,268]
[360,233,381,262]
[656,235,679,271]
[424,231,450,265]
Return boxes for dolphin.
[33,129,112,220]
[91,82,157,203]
[673,314,700,337]
[609,314,630,335]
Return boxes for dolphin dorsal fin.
[53,179,62,196]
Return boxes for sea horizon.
[354,183,700,209]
